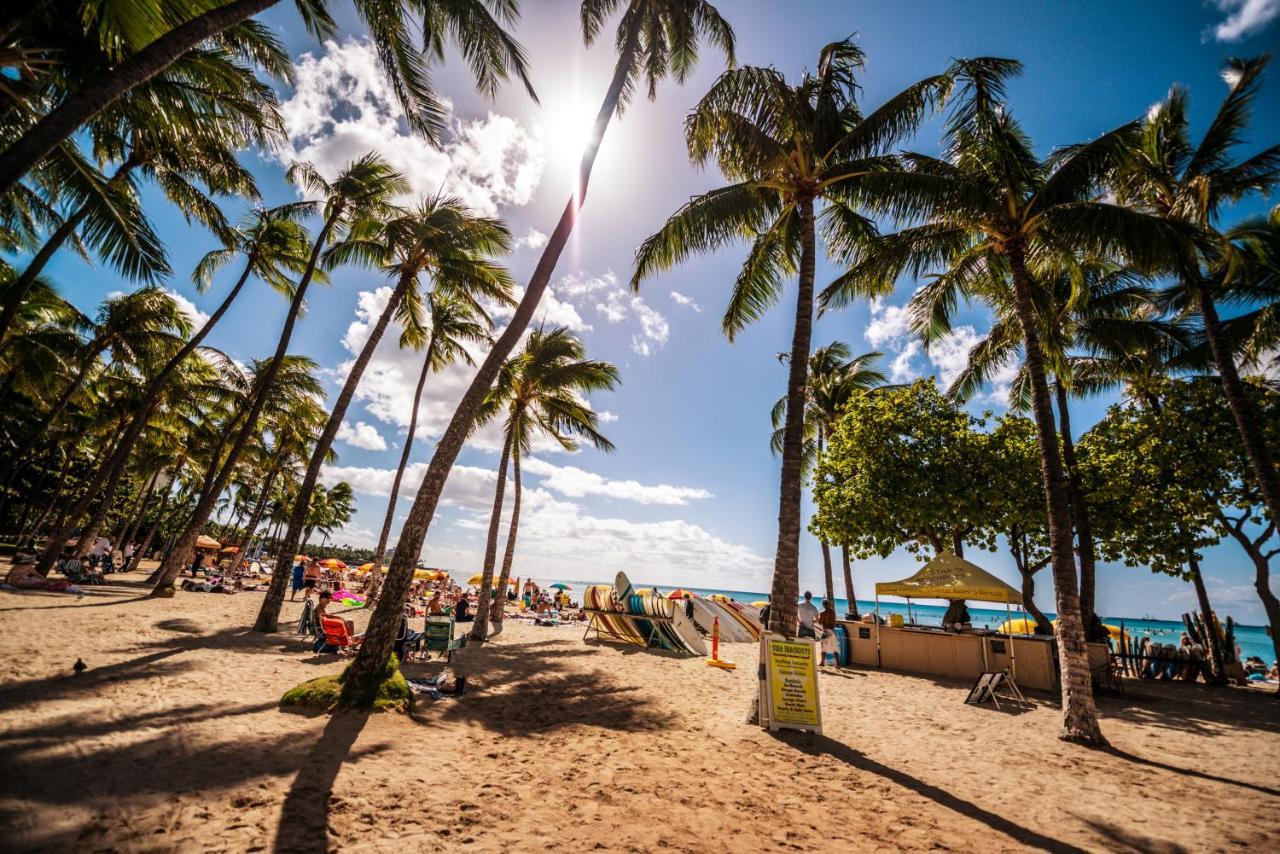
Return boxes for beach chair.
[1091,652,1126,697]
[422,615,466,662]
[317,616,359,654]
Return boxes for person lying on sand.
[5,554,76,593]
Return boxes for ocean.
[524,576,1277,665]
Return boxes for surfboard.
[690,599,754,643]
[833,624,850,666]
[585,585,645,646]
[666,597,707,655]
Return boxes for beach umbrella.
[195,534,221,550]
[666,588,695,599]
[414,569,441,581]
[467,573,484,586]
[319,558,347,570]
[294,554,309,563]
[550,583,572,590]
[998,617,1126,641]
[355,563,378,574]
[750,601,769,608]
[220,546,240,554]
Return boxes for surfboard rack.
[582,609,689,653]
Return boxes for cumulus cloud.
[597,410,619,423]
[165,290,210,327]
[275,39,542,217]
[514,228,549,250]
[593,285,669,356]
[670,291,701,312]
[336,420,387,451]
[520,457,711,505]
[1209,0,1280,41]
[864,298,912,349]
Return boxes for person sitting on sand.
[455,593,472,622]
[5,554,76,592]
[428,591,444,615]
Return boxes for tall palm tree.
[368,293,491,595]
[820,60,1187,745]
[0,0,536,196]
[254,194,512,633]
[341,0,735,704]
[27,205,314,575]
[770,343,885,613]
[1114,56,1280,531]
[470,326,618,640]
[633,39,949,636]
[151,155,405,593]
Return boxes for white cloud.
[865,297,912,349]
[514,228,548,250]
[926,325,980,390]
[597,410,619,423]
[889,341,921,384]
[336,420,387,451]
[1209,0,1280,41]
[670,291,701,312]
[521,457,712,505]
[275,39,543,217]
[165,290,210,327]
[558,270,617,300]
[592,284,669,356]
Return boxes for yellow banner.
[764,636,822,732]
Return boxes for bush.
[281,653,410,713]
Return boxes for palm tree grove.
[1,1,1277,849]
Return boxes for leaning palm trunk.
[1196,282,1280,537]
[470,431,514,641]
[340,28,642,701]
[1054,382,1098,624]
[0,0,276,197]
[491,448,522,628]
[368,340,434,596]
[1008,247,1105,746]
[231,451,285,559]
[766,198,817,637]
[840,544,858,619]
[254,271,413,632]
[151,226,331,595]
[1186,555,1227,684]
[31,248,263,575]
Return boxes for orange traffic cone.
[706,616,736,670]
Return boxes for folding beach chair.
[422,615,466,662]
[316,616,359,654]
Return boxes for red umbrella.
[666,588,698,599]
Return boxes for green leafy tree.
[812,380,996,565]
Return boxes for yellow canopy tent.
[875,552,1023,604]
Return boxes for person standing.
[796,591,819,639]
[302,558,321,601]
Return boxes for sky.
[42,0,1280,622]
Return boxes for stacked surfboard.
[582,573,706,656]
[687,597,761,642]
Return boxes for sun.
[536,94,600,174]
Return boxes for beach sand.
[1,565,1277,852]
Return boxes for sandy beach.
[1,565,1277,853]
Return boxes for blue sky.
[43,1,1280,622]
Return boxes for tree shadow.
[0,700,277,744]
[1100,745,1280,798]
[272,711,375,854]
[775,730,1089,854]
[1092,681,1280,737]
[0,652,196,711]
[404,639,676,736]
[1075,816,1191,853]
[0,590,151,612]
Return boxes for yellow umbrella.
[999,617,1126,641]
[750,600,769,608]
[467,573,484,586]
[414,568,441,580]
[356,562,378,574]
[319,558,347,570]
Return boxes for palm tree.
[470,326,618,640]
[151,155,405,593]
[254,194,512,633]
[27,205,314,575]
[0,0,536,196]
[770,343,885,614]
[0,14,285,341]
[820,61,1188,745]
[633,39,949,636]
[368,293,491,594]
[1114,56,1280,531]
[341,0,735,704]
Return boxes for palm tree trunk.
[116,471,157,549]
[233,455,283,559]
[491,445,523,628]
[1054,380,1098,625]
[0,158,140,342]
[254,270,412,632]
[1196,281,1280,534]
[815,433,835,607]
[340,26,643,703]
[369,342,434,598]
[0,0,278,197]
[840,544,859,619]
[470,430,513,642]
[31,250,260,575]
[1008,246,1105,746]
[151,217,333,595]
[130,477,180,572]
[766,198,817,638]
